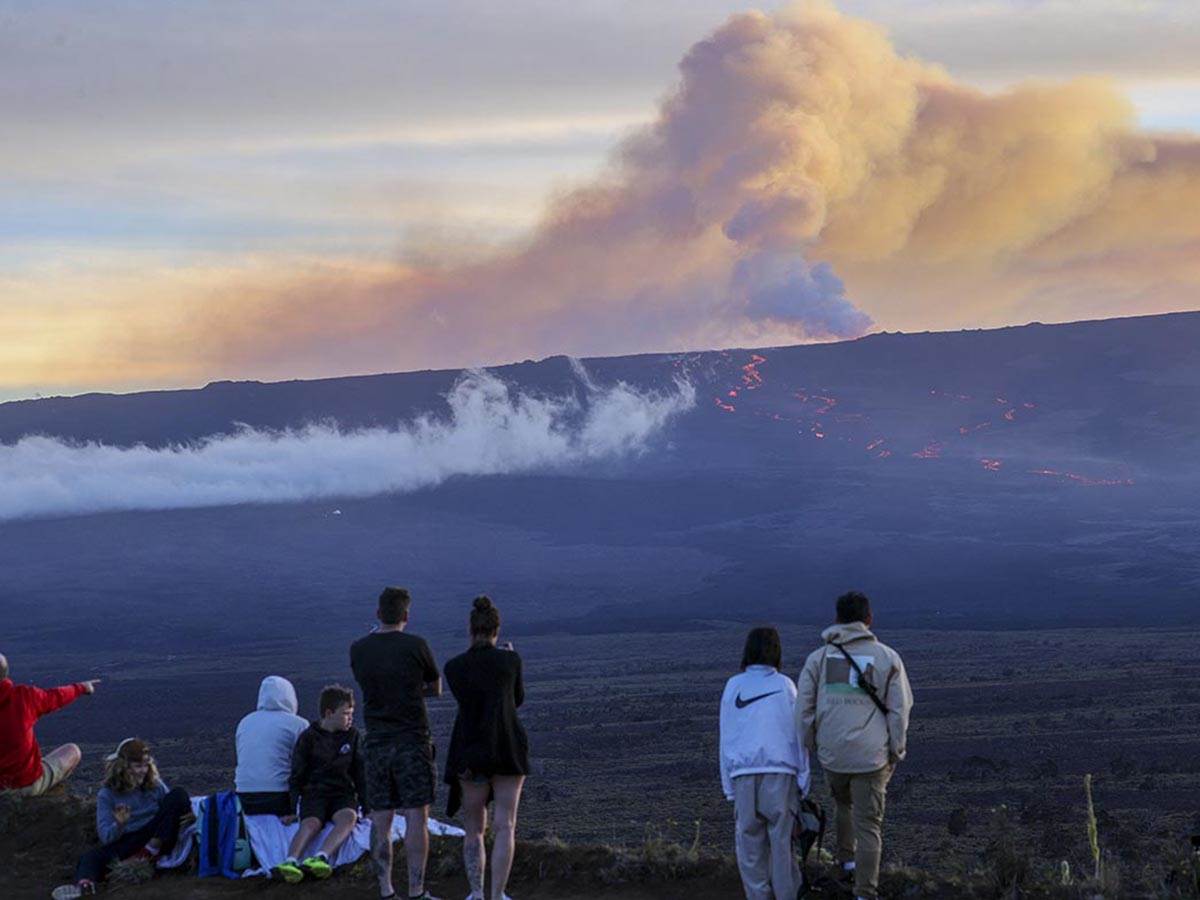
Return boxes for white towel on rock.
[158,797,464,877]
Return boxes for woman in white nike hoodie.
[719,627,811,900]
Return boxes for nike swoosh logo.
[735,690,781,709]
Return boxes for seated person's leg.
[273,806,324,883]
[145,786,192,854]
[74,824,157,883]
[38,744,82,793]
[75,843,119,884]
[316,806,358,860]
[287,816,323,858]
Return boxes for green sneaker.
[300,854,333,879]
[272,859,304,883]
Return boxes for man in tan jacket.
[796,592,913,900]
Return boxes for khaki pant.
[733,772,800,900]
[827,765,893,900]
[3,753,68,797]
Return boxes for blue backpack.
[198,790,252,877]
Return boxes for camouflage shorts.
[364,738,436,811]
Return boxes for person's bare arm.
[422,677,442,698]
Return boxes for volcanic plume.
[92,2,1200,389]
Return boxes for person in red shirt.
[0,653,100,796]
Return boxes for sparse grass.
[106,856,156,891]
[1085,773,1102,882]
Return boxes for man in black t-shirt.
[351,587,442,900]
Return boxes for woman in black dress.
[444,596,529,900]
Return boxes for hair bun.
[473,595,494,612]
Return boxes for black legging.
[76,787,191,882]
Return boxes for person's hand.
[179,811,197,830]
[280,814,297,826]
[113,804,132,825]
[81,679,101,695]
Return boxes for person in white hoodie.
[235,676,309,816]
[719,626,810,900]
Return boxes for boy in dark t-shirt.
[350,587,441,900]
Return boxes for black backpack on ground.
[795,796,827,897]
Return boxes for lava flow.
[703,356,1132,489]
[711,353,768,413]
[741,355,766,390]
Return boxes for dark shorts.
[298,790,357,824]
[365,738,436,811]
[237,791,293,817]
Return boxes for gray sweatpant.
[733,772,800,900]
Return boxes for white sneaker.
[51,884,95,900]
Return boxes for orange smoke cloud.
[19,1,1200,390]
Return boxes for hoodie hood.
[821,621,876,645]
[256,676,299,714]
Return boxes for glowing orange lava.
[740,355,766,390]
[707,361,1125,488]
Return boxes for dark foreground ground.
[5,787,1197,900]
[11,624,1200,897]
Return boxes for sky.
[2,0,1198,400]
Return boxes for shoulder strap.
[831,641,889,716]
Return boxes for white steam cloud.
[0,368,695,522]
